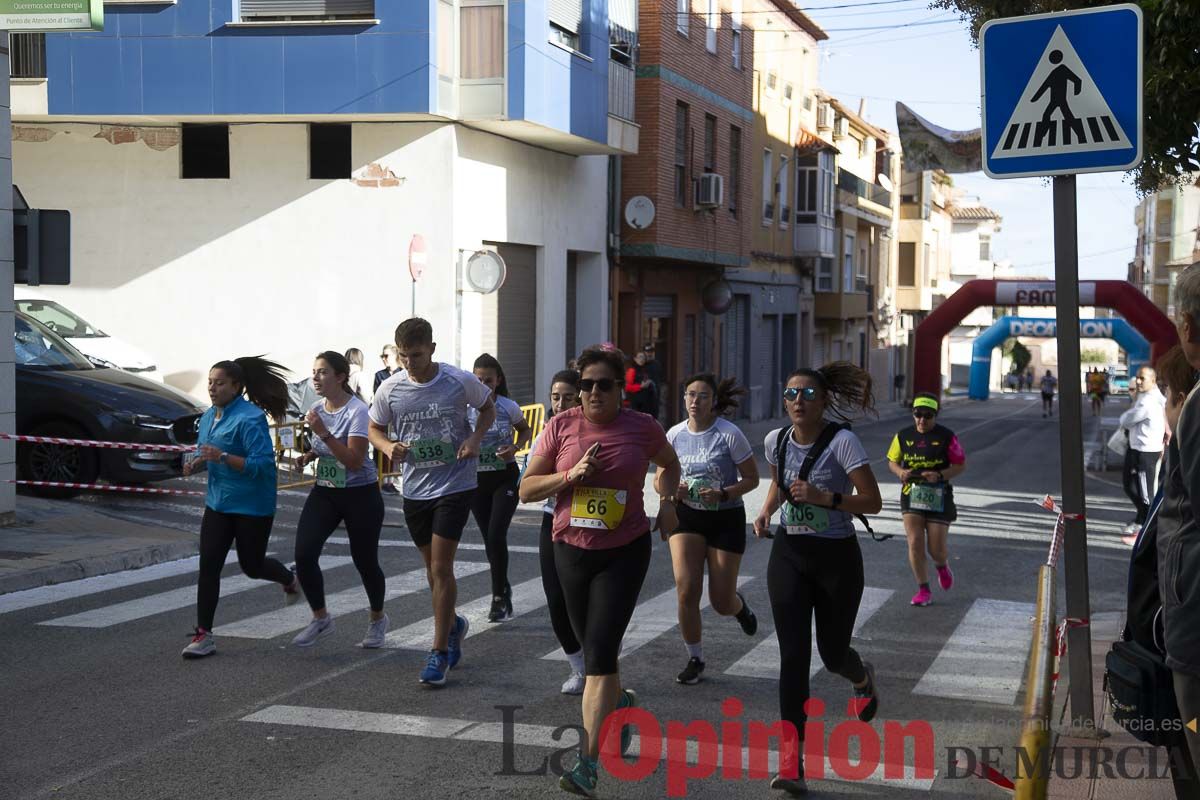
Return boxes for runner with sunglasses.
[520,345,681,797]
[886,394,966,607]
[752,363,883,796]
[666,374,760,685]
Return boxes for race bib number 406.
[569,487,627,530]
[409,437,456,470]
[782,502,830,534]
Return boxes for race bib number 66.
[569,487,627,530]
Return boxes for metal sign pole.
[1052,174,1096,732]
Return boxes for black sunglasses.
[783,387,819,402]
[580,378,618,393]
[913,410,936,420]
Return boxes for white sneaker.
[361,614,389,649]
[182,628,215,659]
[292,616,334,647]
[561,670,585,695]
[1123,522,1142,536]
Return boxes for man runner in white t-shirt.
[368,318,495,687]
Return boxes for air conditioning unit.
[816,102,833,130]
[833,115,850,138]
[696,172,724,208]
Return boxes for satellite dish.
[624,196,656,230]
[877,173,894,192]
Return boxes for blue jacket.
[197,395,277,517]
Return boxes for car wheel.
[17,421,101,499]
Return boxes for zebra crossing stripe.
[38,556,355,629]
[0,553,237,616]
[541,576,753,662]
[724,587,892,680]
[241,704,936,790]
[912,598,1033,705]
[379,576,548,650]
[215,561,491,640]
[327,537,540,555]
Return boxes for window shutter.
[240,0,373,18]
[549,0,583,34]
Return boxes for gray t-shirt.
[369,363,493,501]
[764,426,870,539]
[526,427,556,514]
[468,395,524,471]
[309,397,378,488]
[667,417,754,510]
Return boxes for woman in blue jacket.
[182,356,294,659]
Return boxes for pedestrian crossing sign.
[980,3,1142,179]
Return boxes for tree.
[1080,347,1108,364]
[1004,338,1032,373]
[931,0,1200,193]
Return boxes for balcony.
[815,289,868,321]
[609,61,634,122]
[836,169,892,224]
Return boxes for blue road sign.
[980,3,1142,179]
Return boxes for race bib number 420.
[569,487,627,530]
[782,502,830,534]
[408,437,456,470]
[909,483,945,513]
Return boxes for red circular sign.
[408,234,427,281]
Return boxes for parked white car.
[14,289,160,380]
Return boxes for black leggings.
[539,512,581,656]
[295,483,386,613]
[471,464,520,596]
[767,534,868,741]
[197,507,291,631]
[554,534,651,675]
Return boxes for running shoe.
[770,773,808,795]
[616,688,638,756]
[936,563,954,591]
[181,627,215,659]
[419,649,449,686]
[735,591,758,636]
[292,616,334,647]
[1123,522,1142,536]
[558,753,598,797]
[561,670,585,696]
[283,570,303,606]
[503,585,514,619]
[852,661,879,723]
[361,614,389,649]
[487,596,511,623]
[676,657,706,685]
[911,586,933,606]
[447,613,469,669]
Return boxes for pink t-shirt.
[533,407,669,550]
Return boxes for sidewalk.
[1047,611,1181,799]
[0,496,197,596]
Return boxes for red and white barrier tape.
[1050,616,1090,695]
[1037,495,1084,569]
[8,479,204,496]
[0,433,191,453]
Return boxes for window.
[784,83,794,104]
[550,24,580,50]
[729,125,742,216]
[732,29,741,69]
[675,102,689,208]
[181,124,229,179]
[461,3,504,80]
[677,0,689,34]
[856,241,868,292]
[705,0,717,52]
[803,94,813,111]
[796,164,817,224]
[309,123,351,180]
[899,242,916,286]
[704,114,717,174]
[843,233,855,292]
[979,234,992,261]
[765,70,778,94]
[820,151,834,217]
[856,136,868,158]
[549,0,582,50]
[923,242,932,283]
[816,257,834,292]
[778,155,789,228]
[238,0,375,22]
[762,149,774,223]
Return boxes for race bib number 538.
[569,487,627,531]
[409,437,456,470]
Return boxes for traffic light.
[14,208,70,285]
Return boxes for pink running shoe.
[911,587,933,607]
[936,564,954,591]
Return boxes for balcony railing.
[837,168,891,209]
[608,61,634,122]
[11,33,46,79]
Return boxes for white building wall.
[11,122,609,401]
[0,41,14,521]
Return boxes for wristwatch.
[720,488,730,503]
[830,492,843,509]
[320,432,335,443]
[218,452,229,465]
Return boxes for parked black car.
[15,312,205,498]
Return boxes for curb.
[0,538,200,596]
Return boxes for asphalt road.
[0,394,1139,799]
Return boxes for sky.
[800,0,1138,281]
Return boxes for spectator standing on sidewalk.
[1119,366,1166,536]
[1157,260,1200,782]
[373,344,402,494]
[345,348,370,403]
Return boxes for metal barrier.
[271,421,316,490]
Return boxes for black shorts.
[671,504,747,554]
[900,484,958,524]
[403,489,474,548]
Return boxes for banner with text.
[0,0,102,31]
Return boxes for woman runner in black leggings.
[291,351,387,648]
[528,369,586,694]
[469,354,532,622]
[752,362,884,795]
[181,357,296,659]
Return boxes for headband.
[912,397,939,412]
